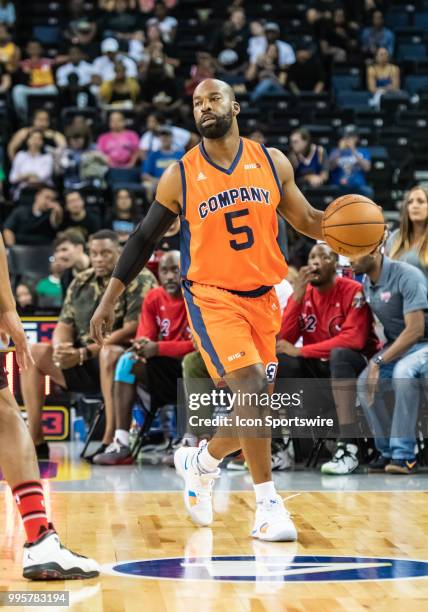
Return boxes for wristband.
[79,348,85,366]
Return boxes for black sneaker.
[35,442,50,460]
[385,459,418,475]
[368,456,391,472]
[84,443,109,464]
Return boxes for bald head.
[194,78,236,102]
[158,250,181,296]
[193,79,240,139]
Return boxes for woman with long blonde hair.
[386,185,428,278]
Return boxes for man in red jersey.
[94,250,194,465]
[277,243,379,475]
[0,235,98,580]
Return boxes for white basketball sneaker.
[23,526,99,580]
[321,443,359,475]
[174,442,220,527]
[252,494,298,542]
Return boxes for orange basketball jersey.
[178,137,288,292]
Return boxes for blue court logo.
[107,555,428,583]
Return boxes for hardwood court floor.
[1,489,428,612]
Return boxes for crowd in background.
[1,0,428,474]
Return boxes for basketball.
[322,194,386,257]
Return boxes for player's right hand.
[90,304,115,345]
[0,310,34,371]
[293,266,316,301]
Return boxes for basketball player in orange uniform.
[0,235,99,579]
[91,79,324,541]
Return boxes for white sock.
[197,444,221,473]
[254,480,277,504]
[115,429,129,447]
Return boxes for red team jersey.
[136,286,193,358]
[280,276,380,360]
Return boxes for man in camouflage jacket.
[20,230,157,459]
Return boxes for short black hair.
[89,229,119,244]
[54,229,86,249]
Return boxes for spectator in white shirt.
[56,46,94,88]
[91,38,137,92]
[146,1,178,44]
[139,112,197,160]
[9,129,54,200]
[249,22,295,69]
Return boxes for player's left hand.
[0,310,34,371]
[137,340,159,359]
[276,339,301,357]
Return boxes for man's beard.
[197,110,233,139]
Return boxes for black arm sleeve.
[112,200,178,286]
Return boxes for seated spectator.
[246,43,287,103]
[57,125,94,190]
[15,282,38,316]
[329,125,373,198]
[99,0,143,40]
[9,129,54,200]
[367,47,400,109]
[214,24,248,78]
[386,186,428,280]
[0,23,20,73]
[320,7,359,63]
[142,126,184,200]
[185,51,217,97]
[144,23,180,71]
[12,40,58,121]
[354,249,428,475]
[248,22,295,69]
[0,59,11,95]
[65,0,98,58]
[139,0,177,11]
[289,128,328,188]
[53,229,90,294]
[59,191,100,240]
[97,110,140,168]
[247,21,266,66]
[93,251,193,465]
[278,244,379,475]
[146,1,178,45]
[139,112,196,160]
[20,229,157,458]
[3,187,63,246]
[91,37,137,91]
[147,215,180,277]
[361,9,395,58]
[249,128,266,144]
[107,188,139,244]
[35,257,63,309]
[138,48,180,116]
[8,108,66,161]
[0,0,16,26]
[99,61,140,109]
[287,44,325,95]
[56,45,94,91]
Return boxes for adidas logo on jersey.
[197,172,207,181]
[244,163,261,170]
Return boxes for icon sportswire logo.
[106,555,428,582]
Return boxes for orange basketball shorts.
[182,281,281,383]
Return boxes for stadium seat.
[331,75,361,96]
[414,12,428,29]
[397,43,428,61]
[404,75,428,95]
[107,168,141,189]
[32,25,62,45]
[336,91,371,110]
[385,11,409,28]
